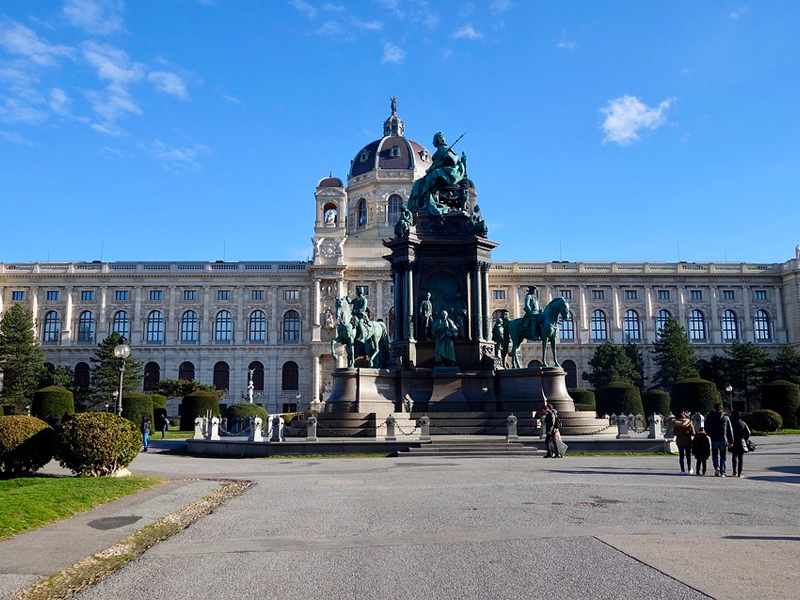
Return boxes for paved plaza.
[59,436,799,600]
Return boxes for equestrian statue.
[330,292,390,368]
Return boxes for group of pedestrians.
[672,403,752,477]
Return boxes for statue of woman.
[432,310,459,366]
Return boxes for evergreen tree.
[158,378,215,398]
[724,341,769,408]
[584,341,639,388]
[0,304,45,410]
[652,317,698,390]
[89,332,142,409]
[697,355,730,391]
[39,364,74,389]
[768,345,800,383]
[623,342,645,388]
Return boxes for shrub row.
[32,386,75,422]
[758,380,800,428]
[743,409,783,433]
[180,391,220,431]
[596,381,643,416]
[670,378,720,415]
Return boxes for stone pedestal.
[495,366,575,413]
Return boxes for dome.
[317,176,343,188]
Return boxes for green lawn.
[753,429,800,436]
[0,476,160,540]
[154,430,194,440]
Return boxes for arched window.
[591,309,607,341]
[77,310,95,343]
[283,310,301,343]
[213,361,230,390]
[248,361,265,391]
[281,361,299,390]
[559,311,575,342]
[112,310,129,339]
[146,310,164,344]
[248,310,267,343]
[721,309,739,342]
[562,359,578,389]
[655,309,671,339]
[527,359,543,369]
[214,310,233,343]
[357,198,367,227]
[178,361,195,382]
[143,361,160,392]
[754,309,771,341]
[180,310,199,343]
[42,311,60,344]
[688,309,706,342]
[387,194,403,225]
[74,362,90,390]
[623,309,641,342]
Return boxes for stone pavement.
[11,436,800,599]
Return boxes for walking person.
[691,427,711,476]
[673,410,695,474]
[730,411,751,478]
[705,403,734,477]
[141,416,151,452]
[160,414,168,439]
[541,404,559,458]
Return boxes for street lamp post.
[113,343,131,416]
[725,384,734,412]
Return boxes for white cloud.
[289,0,317,19]
[49,87,69,114]
[601,95,674,145]
[315,20,345,37]
[381,42,405,64]
[222,94,241,104]
[321,3,345,11]
[0,98,48,124]
[0,20,73,66]
[729,7,749,20]
[82,41,143,86]
[352,18,383,31]
[0,130,35,145]
[557,39,577,50]
[452,24,482,40]
[63,0,125,35]
[148,70,188,99]
[151,139,210,171]
[489,0,512,14]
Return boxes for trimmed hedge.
[759,380,800,428]
[596,381,643,416]
[32,386,75,422]
[670,378,720,415]
[644,389,671,417]
[225,403,268,421]
[568,388,595,409]
[180,391,220,431]
[58,413,141,476]
[744,409,783,433]
[0,416,55,476]
[121,392,154,428]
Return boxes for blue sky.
[1,1,798,264]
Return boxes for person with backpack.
[705,403,734,477]
[730,411,751,478]
[672,410,695,474]
[691,427,712,476]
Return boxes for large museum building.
[2,102,799,412]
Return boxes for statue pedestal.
[495,367,575,414]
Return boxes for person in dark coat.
[160,415,168,439]
[705,404,734,477]
[672,411,695,474]
[691,427,712,476]
[541,404,561,458]
[730,411,751,478]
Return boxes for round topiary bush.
[180,391,220,431]
[670,378,720,415]
[121,392,154,428]
[32,386,75,423]
[743,409,783,433]
[644,389,671,417]
[568,388,595,409]
[759,380,800,428]
[58,413,140,476]
[225,403,268,421]
[0,416,55,476]
[149,394,168,429]
[596,381,643,416]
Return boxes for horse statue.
[502,297,570,369]
[331,297,355,368]
[330,297,390,368]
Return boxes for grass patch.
[153,430,194,440]
[0,476,160,540]
[265,452,390,459]
[752,428,800,436]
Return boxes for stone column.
[471,265,482,341]
[376,279,383,321]
[132,286,143,344]
[393,270,403,341]
[405,267,415,341]
[30,286,39,340]
[167,285,177,344]
[99,286,108,337]
[646,286,655,343]
[270,286,279,344]
[742,285,752,341]
[235,286,245,344]
[311,354,320,403]
[709,286,720,344]
[481,263,490,341]
[312,279,321,342]
[63,286,74,345]
[578,285,588,343]
[677,286,687,325]
[612,286,621,343]
[0,286,4,317]
[775,286,786,343]
[513,285,521,318]
[202,285,211,345]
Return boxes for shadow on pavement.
[748,465,800,485]
[724,535,800,542]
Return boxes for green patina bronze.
[331,295,390,368]
[500,296,570,368]
[407,131,468,216]
[432,309,459,366]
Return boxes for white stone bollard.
[208,416,220,441]
[418,415,431,441]
[194,417,204,440]
[306,416,318,442]
[664,414,675,438]
[506,414,519,442]
[385,414,397,441]
[249,417,263,442]
[616,415,630,439]
[649,414,663,439]
[270,415,284,442]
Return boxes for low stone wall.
[185,438,424,458]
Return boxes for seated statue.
[407,131,467,216]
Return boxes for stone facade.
[1,102,798,410]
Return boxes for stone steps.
[397,441,543,458]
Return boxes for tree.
[89,332,142,409]
[158,378,215,398]
[652,317,698,390]
[768,345,800,384]
[584,341,639,388]
[38,364,74,389]
[724,341,769,409]
[697,355,730,391]
[0,304,45,410]
[623,342,645,389]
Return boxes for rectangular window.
[149,290,163,301]
[560,289,572,300]
[183,289,197,301]
[625,290,638,301]
[46,290,59,301]
[11,290,25,301]
[690,289,703,301]
[592,289,605,301]
[284,289,300,301]
[251,290,264,301]
[115,290,129,302]
[753,289,767,301]
[492,289,506,301]
[658,289,670,302]
[721,290,735,301]
[355,285,369,297]
[216,290,231,301]
[80,290,94,302]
